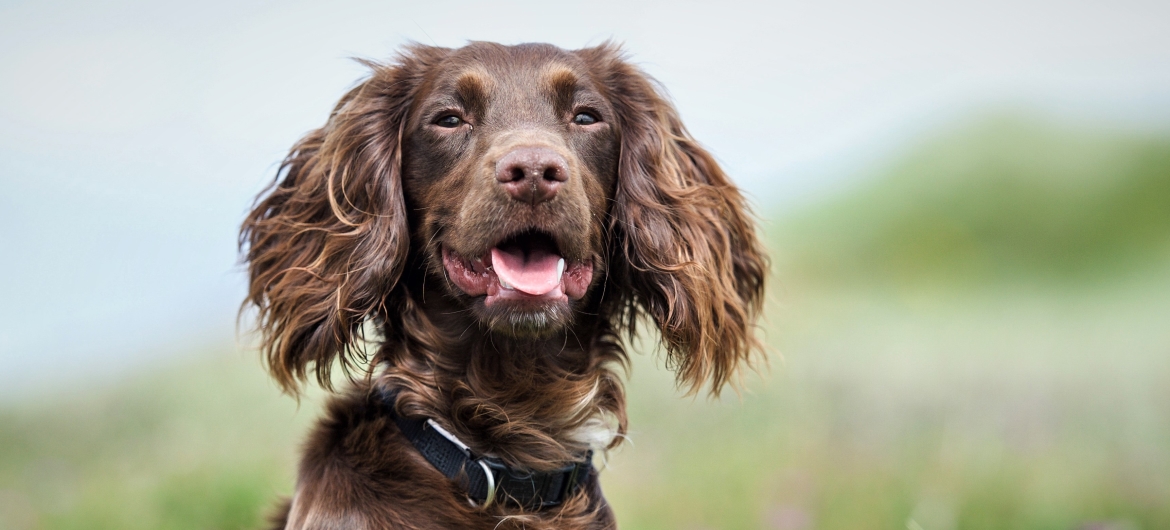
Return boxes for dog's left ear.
[580,43,769,396]
[240,45,449,394]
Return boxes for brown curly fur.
[241,41,767,529]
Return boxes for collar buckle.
[383,390,592,510]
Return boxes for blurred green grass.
[775,113,1170,288]
[2,114,1168,529]
[606,281,1170,530]
[0,353,321,529]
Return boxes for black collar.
[379,389,593,510]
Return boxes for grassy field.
[1,115,1168,529]
[605,280,1170,530]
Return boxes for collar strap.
[380,389,593,510]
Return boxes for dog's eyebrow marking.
[544,66,578,97]
[543,65,580,115]
[455,69,493,109]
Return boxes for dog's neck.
[374,290,627,471]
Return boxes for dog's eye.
[572,112,599,126]
[436,115,463,128]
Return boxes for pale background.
[4,2,1170,529]
[3,0,1168,395]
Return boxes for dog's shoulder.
[280,387,466,529]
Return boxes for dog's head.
[241,42,766,395]
[406,44,616,335]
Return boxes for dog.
[240,41,767,529]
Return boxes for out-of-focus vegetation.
[0,354,319,529]
[1,114,1168,529]
[777,114,1170,288]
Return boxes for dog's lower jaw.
[479,300,576,338]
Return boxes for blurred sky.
[1,0,1169,397]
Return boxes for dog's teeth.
[500,278,513,290]
[556,258,565,281]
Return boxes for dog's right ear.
[240,45,448,394]
[579,43,768,397]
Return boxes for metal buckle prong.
[475,458,497,508]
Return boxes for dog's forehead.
[446,42,585,82]
[429,43,596,119]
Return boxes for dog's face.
[242,42,767,395]
[401,45,618,335]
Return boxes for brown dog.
[241,41,766,529]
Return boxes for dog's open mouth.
[442,231,594,307]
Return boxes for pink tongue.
[490,247,562,295]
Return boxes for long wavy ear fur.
[240,45,449,394]
[580,43,768,396]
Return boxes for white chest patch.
[566,413,620,456]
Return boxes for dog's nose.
[495,147,568,205]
